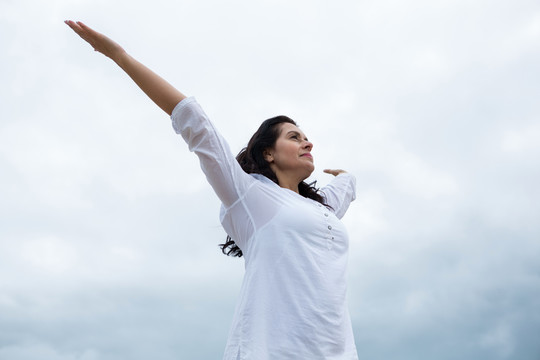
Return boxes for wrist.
[112,50,130,68]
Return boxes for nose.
[303,140,313,151]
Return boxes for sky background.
[1,0,539,359]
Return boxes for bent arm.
[324,169,347,176]
[65,20,185,115]
[321,171,356,219]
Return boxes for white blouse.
[171,97,358,360]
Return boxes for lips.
[300,153,313,158]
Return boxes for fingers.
[76,21,101,39]
[64,20,85,35]
[64,20,79,33]
[65,20,94,46]
[65,20,121,57]
[77,21,91,30]
[323,169,347,176]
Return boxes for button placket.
[320,205,334,250]
[313,201,335,250]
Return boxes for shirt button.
[324,213,329,217]
[328,225,332,230]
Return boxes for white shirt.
[171,97,358,360]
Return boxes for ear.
[263,149,274,163]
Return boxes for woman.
[65,20,358,360]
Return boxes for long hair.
[220,116,330,257]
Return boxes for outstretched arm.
[65,20,185,115]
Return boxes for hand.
[323,169,347,176]
[65,20,126,61]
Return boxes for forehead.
[279,122,307,137]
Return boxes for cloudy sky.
[1,0,539,359]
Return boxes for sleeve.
[320,172,357,219]
[170,97,254,208]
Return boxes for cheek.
[276,143,297,161]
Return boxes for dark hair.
[220,115,330,257]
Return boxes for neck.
[275,172,302,194]
[280,181,300,194]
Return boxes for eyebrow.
[286,130,308,141]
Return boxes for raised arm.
[65,20,185,115]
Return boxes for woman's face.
[265,122,314,183]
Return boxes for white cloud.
[501,123,540,154]
[20,235,79,273]
[0,343,100,360]
[479,322,515,359]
